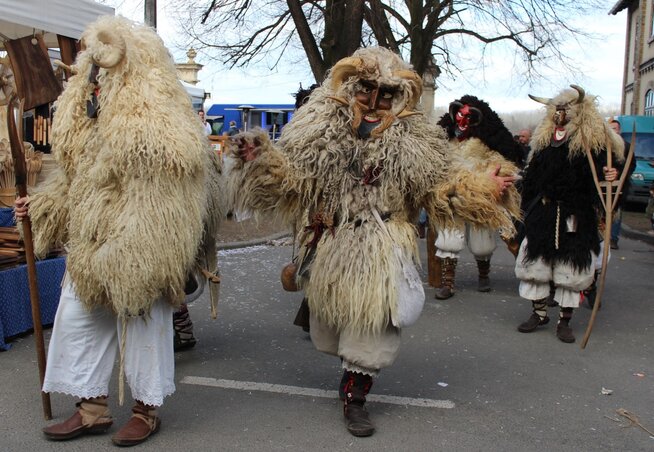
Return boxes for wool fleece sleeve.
[24,168,70,258]
[224,129,301,222]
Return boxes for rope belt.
[555,204,561,250]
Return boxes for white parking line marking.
[181,376,455,409]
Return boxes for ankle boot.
[556,309,575,343]
[173,304,196,351]
[517,300,549,333]
[476,259,491,292]
[343,371,375,437]
[111,401,161,446]
[434,257,457,300]
[43,396,113,441]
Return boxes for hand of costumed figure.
[230,131,267,162]
[488,164,517,198]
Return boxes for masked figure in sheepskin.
[515,85,624,343]
[226,47,518,437]
[433,96,524,299]
[14,17,223,446]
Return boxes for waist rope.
[554,203,561,250]
[118,315,127,406]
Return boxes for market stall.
[0,0,114,350]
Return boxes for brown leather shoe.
[344,402,375,437]
[556,322,576,343]
[43,398,113,441]
[111,403,160,447]
[434,286,454,299]
[517,313,550,333]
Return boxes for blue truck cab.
[614,115,654,204]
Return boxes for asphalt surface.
[1,234,653,451]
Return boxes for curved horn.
[91,29,126,68]
[528,94,553,106]
[570,84,585,104]
[329,57,363,91]
[393,69,422,110]
[449,101,463,121]
[469,106,483,127]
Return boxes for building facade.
[611,0,654,115]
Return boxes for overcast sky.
[103,0,627,113]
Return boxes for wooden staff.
[581,125,636,349]
[6,95,52,419]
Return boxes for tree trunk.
[287,0,327,81]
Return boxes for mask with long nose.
[353,80,397,139]
[326,49,423,140]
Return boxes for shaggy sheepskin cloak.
[27,16,222,316]
[522,87,625,271]
[226,47,519,334]
[437,95,523,220]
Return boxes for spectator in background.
[198,110,212,135]
[646,183,654,236]
[608,119,635,250]
[227,120,239,136]
[517,128,532,163]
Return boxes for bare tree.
[173,0,604,83]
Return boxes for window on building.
[645,90,654,116]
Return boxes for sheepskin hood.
[36,15,218,315]
[530,86,625,161]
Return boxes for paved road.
[1,236,653,451]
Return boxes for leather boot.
[111,401,161,447]
[556,309,575,343]
[417,223,426,239]
[517,300,549,333]
[338,369,348,401]
[173,304,196,351]
[343,371,375,437]
[434,257,457,300]
[476,259,491,292]
[43,396,112,441]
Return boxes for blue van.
[614,115,654,204]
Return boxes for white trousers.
[309,313,401,377]
[42,282,175,407]
[435,225,497,259]
[514,239,596,308]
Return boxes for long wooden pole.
[581,126,635,349]
[7,96,52,419]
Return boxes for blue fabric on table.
[0,257,66,350]
[0,208,66,351]
[0,207,15,227]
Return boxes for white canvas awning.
[181,81,205,100]
[0,0,114,49]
